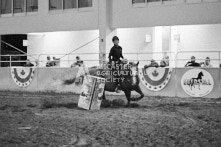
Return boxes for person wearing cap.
[185,56,200,67]
[108,36,124,93]
[24,59,34,67]
[200,57,213,68]
[108,36,124,64]
[160,55,169,67]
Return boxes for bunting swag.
[11,67,35,88]
[139,67,172,91]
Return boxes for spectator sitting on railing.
[160,55,169,67]
[51,57,60,67]
[200,57,213,68]
[144,59,159,68]
[71,56,84,68]
[185,56,200,67]
[35,59,39,67]
[24,59,34,67]
[46,56,53,67]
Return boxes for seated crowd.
[185,56,213,67]
[23,55,215,68]
[71,56,84,68]
[145,55,170,68]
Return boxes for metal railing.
[0,51,220,68]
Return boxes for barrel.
[78,75,105,110]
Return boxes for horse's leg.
[102,91,106,100]
[124,91,131,107]
[130,85,144,101]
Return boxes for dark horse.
[189,71,204,90]
[65,61,144,106]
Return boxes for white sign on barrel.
[78,75,105,110]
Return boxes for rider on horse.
[108,36,125,93]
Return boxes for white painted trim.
[48,9,63,14]
[63,8,78,13]
[1,14,13,18]
[132,3,146,8]
[26,12,38,16]
[78,7,93,12]
[203,0,220,2]
[13,13,26,17]
[163,0,185,5]
[147,1,162,7]
[186,0,202,4]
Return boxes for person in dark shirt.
[108,36,124,93]
[71,56,84,67]
[108,36,124,63]
[24,59,34,67]
[46,56,52,67]
[185,56,200,67]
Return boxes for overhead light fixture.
[145,34,152,43]
[174,34,180,42]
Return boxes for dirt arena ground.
[0,91,221,147]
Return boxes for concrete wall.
[27,30,99,67]
[0,0,99,35]
[112,0,221,28]
[172,24,221,67]
[0,67,220,98]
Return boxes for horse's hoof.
[125,104,130,107]
[130,103,140,108]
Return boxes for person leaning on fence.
[108,36,124,93]
[160,55,169,67]
[185,56,200,67]
[35,59,39,67]
[51,57,60,67]
[200,57,213,68]
[144,59,159,68]
[24,59,34,67]
[71,56,84,68]
[46,56,53,67]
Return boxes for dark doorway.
[1,34,27,67]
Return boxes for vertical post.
[0,36,1,67]
[24,0,27,13]
[68,54,70,67]
[10,56,12,67]
[12,0,14,14]
[39,0,49,14]
[98,0,107,65]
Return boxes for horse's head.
[199,71,204,77]
[129,61,139,85]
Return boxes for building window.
[49,0,62,10]
[27,0,38,12]
[78,0,92,8]
[147,0,161,2]
[132,0,145,4]
[64,0,77,9]
[1,0,12,14]
[49,0,92,11]
[13,0,25,13]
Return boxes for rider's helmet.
[112,36,119,42]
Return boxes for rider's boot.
[115,84,122,93]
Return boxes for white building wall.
[171,24,221,67]
[112,0,221,28]
[0,0,99,35]
[27,30,99,67]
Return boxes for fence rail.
[0,51,220,68]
